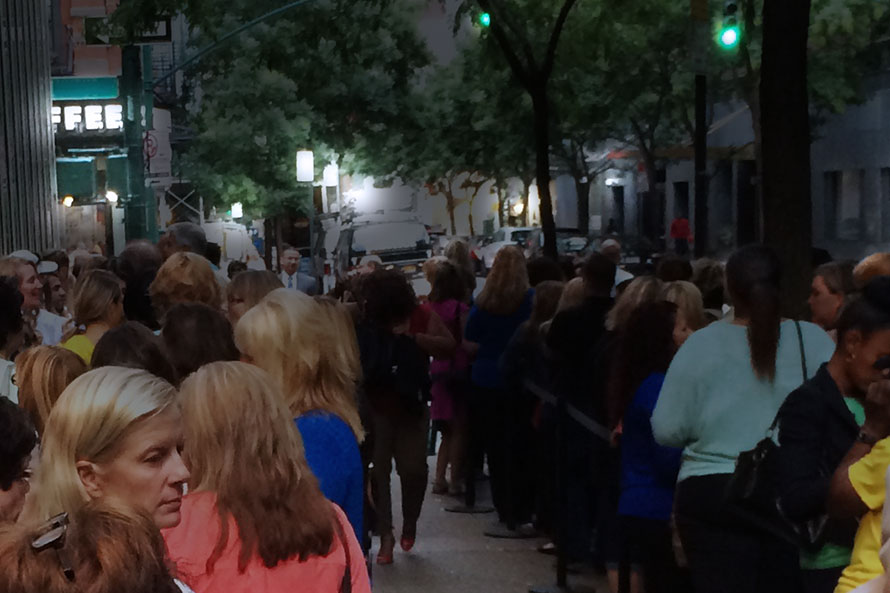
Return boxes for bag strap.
[768,322,809,436]
[332,513,352,593]
[794,320,808,381]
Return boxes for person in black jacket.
[775,277,890,593]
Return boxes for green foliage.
[116,0,429,217]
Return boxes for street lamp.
[296,150,314,182]
[62,195,74,208]
[105,190,119,204]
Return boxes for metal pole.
[691,0,709,258]
[694,73,708,258]
[122,44,146,241]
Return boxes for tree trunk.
[264,217,274,270]
[468,212,476,237]
[446,193,458,236]
[760,0,812,318]
[576,178,590,234]
[532,86,557,260]
[274,215,283,273]
[496,179,506,228]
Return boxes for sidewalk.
[371,459,606,593]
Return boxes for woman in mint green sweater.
[652,245,835,593]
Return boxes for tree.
[453,0,580,259]
[113,0,430,218]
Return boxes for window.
[825,170,865,240]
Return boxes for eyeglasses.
[31,512,75,582]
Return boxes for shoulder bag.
[724,321,827,550]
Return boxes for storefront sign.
[52,104,124,133]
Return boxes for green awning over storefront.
[52,77,119,101]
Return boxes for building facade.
[1,0,62,254]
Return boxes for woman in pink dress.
[427,261,472,496]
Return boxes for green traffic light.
[479,12,491,27]
[719,25,740,48]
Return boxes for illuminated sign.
[52,104,124,133]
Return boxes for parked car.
[477,226,537,274]
[335,216,432,279]
[525,228,593,260]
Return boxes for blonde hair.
[149,252,221,321]
[606,276,664,331]
[22,367,177,523]
[71,269,122,327]
[235,289,364,441]
[445,240,473,275]
[854,253,890,291]
[226,270,283,310]
[0,257,29,280]
[179,362,334,571]
[422,256,448,285]
[663,281,706,331]
[15,346,88,434]
[475,246,529,315]
[556,277,586,313]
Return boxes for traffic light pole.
[122,44,147,242]
[694,73,708,258]
[691,0,709,258]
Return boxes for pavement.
[370,456,606,593]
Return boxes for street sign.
[84,17,172,45]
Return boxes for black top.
[545,296,613,421]
[775,363,860,545]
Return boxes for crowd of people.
[4,220,890,593]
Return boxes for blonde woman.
[235,289,365,544]
[164,362,370,593]
[22,367,190,530]
[464,245,534,528]
[225,270,282,326]
[15,346,87,434]
[444,239,477,302]
[605,276,664,332]
[663,281,707,345]
[61,269,125,364]
[149,252,222,323]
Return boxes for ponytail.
[727,245,783,383]
[746,282,781,382]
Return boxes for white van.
[202,221,266,271]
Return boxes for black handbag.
[724,321,828,550]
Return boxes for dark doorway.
[612,185,626,234]
[737,160,758,245]
[674,181,690,218]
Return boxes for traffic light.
[479,12,491,27]
[718,0,740,49]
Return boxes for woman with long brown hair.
[235,290,365,546]
[463,246,534,530]
[164,362,369,593]
[14,346,87,434]
[652,245,836,593]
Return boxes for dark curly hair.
[0,397,36,491]
[0,277,24,352]
[358,269,417,329]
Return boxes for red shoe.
[400,525,416,552]
[377,534,395,565]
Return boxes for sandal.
[377,533,395,565]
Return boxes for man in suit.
[280,245,317,295]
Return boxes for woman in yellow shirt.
[61,270,125,365]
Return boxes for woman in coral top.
[163,362,370,593]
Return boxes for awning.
[52,77,119,101]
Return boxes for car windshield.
[511,230,533,244]
[352,222,430,253]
